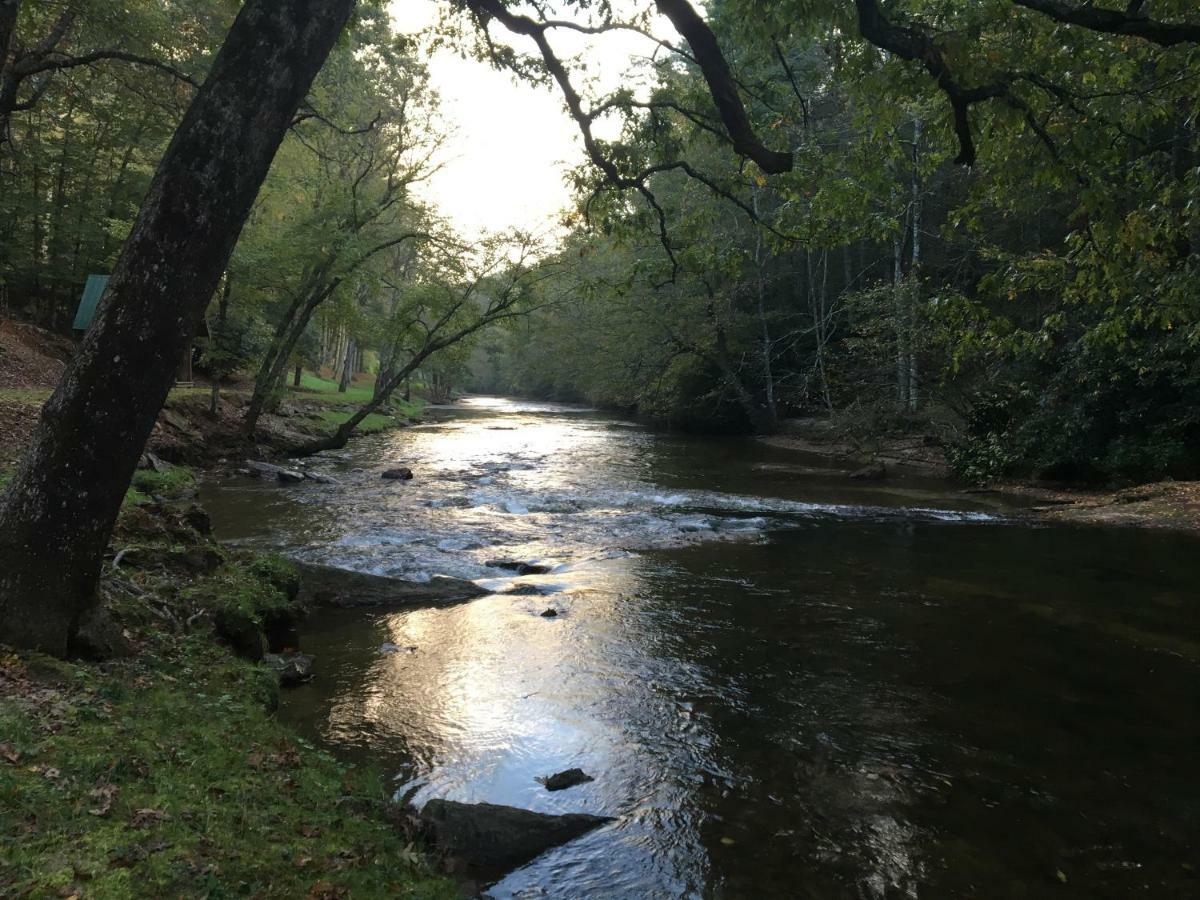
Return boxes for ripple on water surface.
[201,397,1200,898]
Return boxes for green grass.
[0,637,455,899]
[291,372,377,406]
[0,387,52,404]
[124,465,197,507]
[313,410,396,435]
[289,373,424,419]
[0,544,454,899]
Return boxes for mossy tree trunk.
[0,0,356,655]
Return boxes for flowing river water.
[201,397,1200,898]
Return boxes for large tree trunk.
[0,0,356,655]
[0,0,22,145]
[243,280,334,435]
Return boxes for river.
[202,397,1200,898]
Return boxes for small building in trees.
[73,274,207,384]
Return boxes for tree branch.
[1012,0,1200,46]
[652,0,792,173]
[853,0,1010,165]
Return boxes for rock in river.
[296,562,488,609]
[486,559,551,575]
[849,461,887,480]
[382,466,414,480]
[245,460,305,483]
[263,651,314,686]
[419,799,612,872]
[537,768,594,791]
[503,584,545,596]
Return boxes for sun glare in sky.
[387,1,670,239]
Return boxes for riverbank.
[759,418,1200,536]
[0,488,457,897]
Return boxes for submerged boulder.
[245,460,306,483]
[486,559,551,576]
[849,461,886,481]
[537,768,594,792]
[296,562,488,609]
[503,584,545,596]
[419,799,612,872]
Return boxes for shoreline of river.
[757,430,1200,536]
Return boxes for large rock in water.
[245,460,305,483]
[296,562,488,609]
[420,799,612,872]
[263,652,314,686]
[849,461,887,481]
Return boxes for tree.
[0,0,356,654]
[294,231,558,455]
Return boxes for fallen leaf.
[131,808,168,828]
[307,881,349,899]
[88,784,118,817]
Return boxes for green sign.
[73,274,110,331]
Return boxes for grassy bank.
[0,490,454,898]
[0,640,454,898]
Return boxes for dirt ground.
[0,318,378,469]
[999,480,1200,533]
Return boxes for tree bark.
[906,118,923,411]
[0,0,356,655]
[752,191,777,424]
[0,0,22,145]
[209,275,231,417]
[893,225,908,406]
[338,339,354,392]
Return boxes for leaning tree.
[0,0,356,654]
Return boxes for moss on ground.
[182,563,297,628]
[312,409,397,436]
[0,638,455,898]
[126,466,198,506]
[0,509,455,899]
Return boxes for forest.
[3,1,1197,486]
[1,1,1198,897]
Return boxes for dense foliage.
[2,0,1197,482]
[467,0,1200,483]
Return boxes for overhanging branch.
[1013,0,1200,46]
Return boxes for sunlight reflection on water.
[202,397,1200,898]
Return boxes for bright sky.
[388,1,670,239]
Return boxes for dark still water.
[202,398,1200,898]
